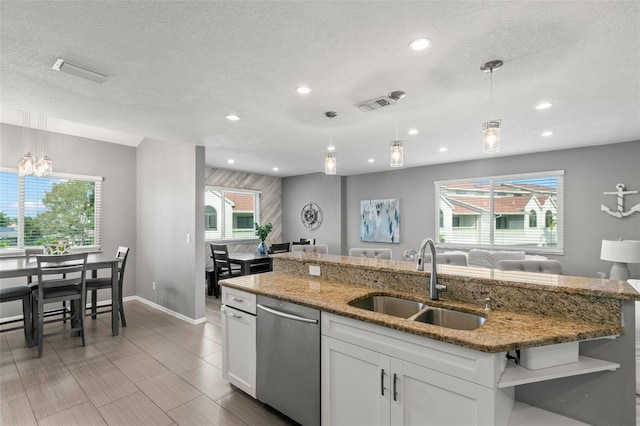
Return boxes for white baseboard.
[1,296,206,326]
[127,295,207,325]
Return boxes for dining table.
[227,252,273,276]
[0,252,121,336]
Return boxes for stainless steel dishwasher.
[256,295,320,426]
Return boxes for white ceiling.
[1,1,639,177]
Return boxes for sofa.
[443,248,550,269]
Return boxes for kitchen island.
[220,252,639,426]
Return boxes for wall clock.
[300,202,322,230]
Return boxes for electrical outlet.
[309,265,321,276]
[152,281,156,290]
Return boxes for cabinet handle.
[227,312,241,319]
[380,369,386,396]
[393,373,398,401]
[231,297,244,302]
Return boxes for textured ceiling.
[1,1,639,177]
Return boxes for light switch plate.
[309,265,321,276]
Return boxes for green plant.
[254,222,273,241]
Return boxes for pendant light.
[480,60,503,153]
[17,112,35,176]
[324,111,337,175]
[388,90,405,167]
[17,112,53,177]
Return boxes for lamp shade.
[600,239,640,263]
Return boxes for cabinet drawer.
[222,287,257,314]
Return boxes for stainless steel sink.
[413,307,486,330]
[348,295,427,319]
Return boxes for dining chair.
[33,253,88,358]
[291,238,315,246]
[26,247,70,323]
[210,244,242,297]
[0,285,33,346]
[348,248,392,259]
[291,244,328,254]
[85,246,129,326]
[268,242,290,254]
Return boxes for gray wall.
[0,123,137,315]
[282,173,345,255]
[136,139,205,321]
[283,141,640,278]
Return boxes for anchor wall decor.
[601,183,640,219]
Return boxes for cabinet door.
[322,336,390,426]
[221,305,256,398]
[390,358,479,426]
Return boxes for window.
[545,210,554,228]
[435,171,563,253]
[0,169,102,252]
[204,187,260,241]
[205,206,217,231]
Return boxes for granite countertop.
[220,271,624,353]
[272,253,640,301]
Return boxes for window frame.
[204,186,261,243]
[434,170,564,255]
[0,167,103,256]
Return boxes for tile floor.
[2,296,639,425]
[0,296,297,426]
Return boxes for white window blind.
[435,171,564,254]
[0,169,103,251]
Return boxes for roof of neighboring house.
[444,194,556,215]
[225,193,254,211]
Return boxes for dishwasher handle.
[257,304,318,324]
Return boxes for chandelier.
[17,112,52,177]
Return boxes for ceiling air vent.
[354,95,396,112]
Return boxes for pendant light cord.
[489,69,493,116]
[395,101,399,140]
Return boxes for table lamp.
[600,239,640,280]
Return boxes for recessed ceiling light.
[227,159,235,164]
[273,167,279,172]
[226,114,240,121]
[368,158,375,163]
[409,37,432,51]
[408,129,418,135]
[439,147,448,152]
[541,131,553,137]
[535,102,553,110]
[296,86,310,94]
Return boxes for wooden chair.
[33,253,88,357]
[209,244,242,297]
[268,242,290,254]
[85,247,129,326]
[0,285,33,346]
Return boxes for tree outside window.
[0,171,101,250]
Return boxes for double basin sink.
[348,295,486,330]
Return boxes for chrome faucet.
[416,238,447,300]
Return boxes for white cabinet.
[321,313,514,426]
[322,336,390,426]
[221,287,256,398]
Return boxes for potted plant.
[254,222,273,254]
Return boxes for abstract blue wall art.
[360,199,400,243]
